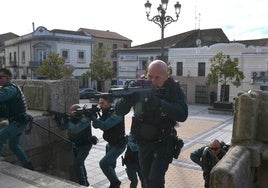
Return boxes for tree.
[37,52,65,79]
[83,48,115,91]
[206,52,245,102]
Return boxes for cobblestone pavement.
[81,102,233,188]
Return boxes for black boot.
[77,165,90,187]
[109,180,121,188]
[79,180,90,187]
[23,161,34,171]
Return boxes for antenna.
[198,13,201,30]
[195,5,197,30]
[32,22,35,31]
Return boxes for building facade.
[79,28,132,90]
[115,29,268,104]
[4,26,93,87]
[2,27,132,89]
[169,42,268,104]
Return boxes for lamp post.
[145,0,181,61]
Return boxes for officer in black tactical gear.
[0,68,34,170]
[115,60,188,188]
[122,133,145,188]
[56,104,97,187]
[89,94,126,188]
[190,139,227,188]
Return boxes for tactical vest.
[100,107,125,145]
[131,77,182,142]
[68,123,92,147]
[0,82,28,123]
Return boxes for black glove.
[146,94,161,108]
[89,136,99,145]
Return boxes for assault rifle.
[76,104,101,118]
[107,79,166,100]
[47,104,101,118]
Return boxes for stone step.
[0,161,83,188]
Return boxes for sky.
[1,0,268,46]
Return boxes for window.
[61,50,69,63]
[78,51,85,62]
[112,44,117,50]
[98,43,103,48]
[112,61,117,73]
[22,51,25,64]
[62,50,68,59]
[198,62,205,76]
[13,52,16,62]
[37,50,47,62]
[176,62,183,76]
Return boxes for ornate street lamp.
[145,0,181,61]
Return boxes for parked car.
[79,88,101,99]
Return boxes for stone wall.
[15,79,79,112]
[210,90,268,188]
[2,79,80,183]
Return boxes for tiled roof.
[78,28,132,42]
[233,38,268,47]
[133,28,230,48]
[0,32,19,46]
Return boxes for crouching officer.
[190,139,227,188]
[0,68,34,170]
[88,94,126,188]
[122,133,145,188]
[55,104,98,187]
[115,60,188,188]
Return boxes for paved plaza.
[0,102,233,188]
[83,102,234,188]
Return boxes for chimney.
[32,22,35,31]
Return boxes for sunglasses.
[210,147,220,151]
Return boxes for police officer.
[89,94,126,188]
[0,68,34,170]
[123,133,145,188]
[56,104,97,187]
[190,139,227,188]
[115,60,188,188]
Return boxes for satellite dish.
[196,39,201,47]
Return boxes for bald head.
[147,60,169,87]
[209,139,221,155]
[148,60,167,73]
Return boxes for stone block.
[256,93,268,141]
[210,146,252,188]
[15,79,79,112]
[232,92,258,144]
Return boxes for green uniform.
[116,77,188,188]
